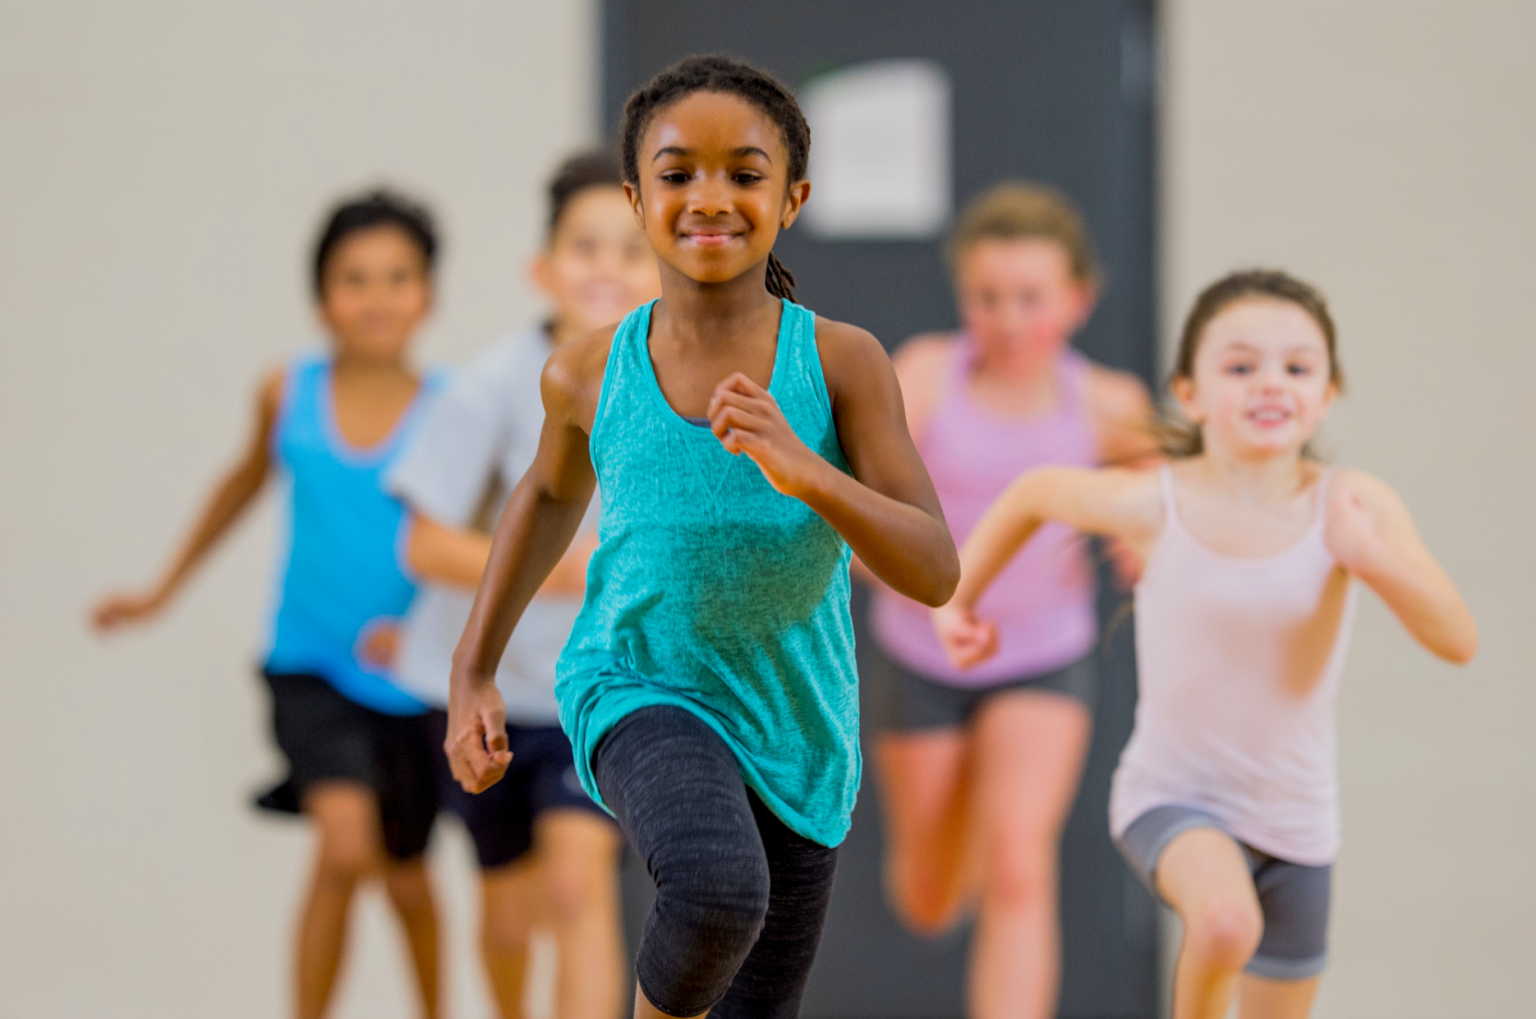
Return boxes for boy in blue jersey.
[94,191,445,1019]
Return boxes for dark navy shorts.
[257,669,439,861]
[1116,804,1332,981]
[425,709,611,871]
[882,652,1097,733]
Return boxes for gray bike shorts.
[1116,804,1331,981]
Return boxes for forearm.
[451,480,590,687]
[1356,554,1478,663]
[155,466,266,597]
[408,517,493,590]
[797,463,958,606]
[952,477,1045,609]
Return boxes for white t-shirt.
[388,326,598,722]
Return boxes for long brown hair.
[1159,269,1343,457]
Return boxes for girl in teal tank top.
[558,296,856,844]
[447,55,960,1019]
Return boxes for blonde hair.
[946,181,1100,286]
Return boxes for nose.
[687,174,733,217]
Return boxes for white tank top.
[1109,465,1358,865]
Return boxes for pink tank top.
[872,340,1099,685]
[1110,466,1358,865]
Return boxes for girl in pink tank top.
[869,184,1154,1019]
[937,270,1477,1019]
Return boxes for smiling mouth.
[682,231,739,247]
[1246,407,1292,426]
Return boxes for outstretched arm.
[446,336,605,793]
[1326,470,1477,664]
[91,369,282,631]
[706,321,959,606]
[406,513,597,596]
[936,466,1161,668]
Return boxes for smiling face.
[625,90,809,289]
[955,238,1095,371]
[533,185,660,338]
[317,224,432,361]
[1175,297,1338,459]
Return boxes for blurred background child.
[867,183,1155,1019]
[92,191,447,1019]
[388,149,660,1019]
[937,270,1478,1019]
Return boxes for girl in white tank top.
[935,270,1477,1019]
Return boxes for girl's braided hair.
[620,54,809,301]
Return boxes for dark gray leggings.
[594,706,839,1018]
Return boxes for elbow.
[1441,625,1479,666]
[912,549,961,608]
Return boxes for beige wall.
[0,3,595,1016]
[1162,2,1536,1016]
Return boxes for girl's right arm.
[935,466,1162,668]
[445,333,607,793]
[91,369,283,631]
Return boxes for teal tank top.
[555,299,860,847]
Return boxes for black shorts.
[257,669,438,861]
[425,709,611,871]
[882,651,1097,733]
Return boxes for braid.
[621,54,810,300]
[765,252,796,301]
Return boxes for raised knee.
[662,850,770,950]
[1185,902,1263,971]
[886,860,959,936]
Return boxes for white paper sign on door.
[801,59,953,240]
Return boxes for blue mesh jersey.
[264,355,441,715]
[556,299,861,847]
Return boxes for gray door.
[603,3,1160,1016]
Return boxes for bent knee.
[659,850,770,949]
[544,863,613,926]
[1184,902,1264,970]
[315,837,382,886]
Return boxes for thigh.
[713,795,840,1019]
[1248,857,1331,981]
[1155,826,1262,926]
[303,780,385,866]
[371,711,440,862]
[971,690,1092,861]
[874,727,970,850]
[1238,973,1321,1019]
[533,808,623,906]
[264,671,380,793]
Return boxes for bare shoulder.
[1084,361,1153,422]
[256,365,288,422]
[813,317,899,398]
[1328,466,1407,515]
[890,332,955,374]
[542,324,617,432]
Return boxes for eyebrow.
[1220,342,1323,357]
[651,145,774,163]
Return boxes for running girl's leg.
[1156,828,1265,1019]
[536,810,625,1019]
[479,858,541,1018]
[711,794,839,1019]
[874,727,973,934]
[1238,974,1321,1019]
[595,706,837,1019]
[383,858,441,1019]
[967,690,1091,1019]
[297,782,386,1019]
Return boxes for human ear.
[1171,375,1205,424]
[623,181,645,229]
[1068,280,1099,333]
[779,180,812,230]
[529,250,553,297]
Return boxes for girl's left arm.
[706,320,958,606]
[1326,470,1478,664]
